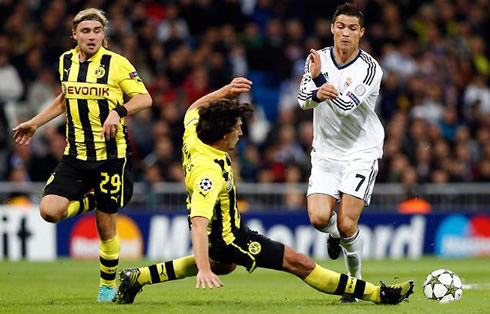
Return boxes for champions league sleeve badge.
[199,178,213,192]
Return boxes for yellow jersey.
[182,109,241,246]
[59,46,148,161]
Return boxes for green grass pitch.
[1,257,489,313]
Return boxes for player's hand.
[309,49,322,79]
[12,121,38,145]
[316,83,338,100]
[101,110,120,140]
[196,270,223,289]
[226,77,252,97]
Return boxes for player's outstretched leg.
[112,268,143,304]
[282,247,413,305]
[113,256,198,304]
[304,263,414,304]
[379,280,415,304]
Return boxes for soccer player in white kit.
[297,3,384,303]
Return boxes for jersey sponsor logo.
[62,82,109,98]
[94,65,106,78]
[199,178,213,192]
[347,91,360,106]
[248,241,262,255]
[354,84,366,96]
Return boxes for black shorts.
[209,226,285,273]
[43,155,133,213]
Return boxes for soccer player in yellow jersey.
[12,8,152,301]
[113,78,413,305]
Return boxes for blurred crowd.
[0,0,489,194]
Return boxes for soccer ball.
[423,269,463,303]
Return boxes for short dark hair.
[333,3,364,27]
[197,98,253,145]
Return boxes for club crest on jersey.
[344,77,352,88]
[95,65,106,78]
[248,241,262,255]
[199,178,213,193]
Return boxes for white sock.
[340,229,362,279]
[318,211,340,239]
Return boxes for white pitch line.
[462,283,490,290]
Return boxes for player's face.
[331,14,365,52]
[223,118,243,151]
[72,20,105,58]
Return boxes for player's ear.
[330,23,334,34]
[360,27,365,38]
[72,28,77,41]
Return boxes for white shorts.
[307,156,378,206]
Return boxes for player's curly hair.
[333,2,365,27]
[197,98,253,145]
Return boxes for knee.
[309,210,330,230]
[39,202,64,223]
[337,216,357,237]
[284,249,315,278]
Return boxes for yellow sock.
[304,264,380,303]
[138,256,197,285]
[99,234,120,287]
[66,193,96,219]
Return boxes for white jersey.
[298,47,384,160]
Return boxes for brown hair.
[333,3,365,27]
[197,98,253,145]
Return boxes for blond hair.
[72,8,109,47]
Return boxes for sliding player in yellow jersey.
[12,8,152,301]
[113,78,413,305]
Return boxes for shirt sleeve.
[297,55,322,110]
[189,166,223,221]
[184,109,199,129]
[325,61,383,117]
[117,56,148,97]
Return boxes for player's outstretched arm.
[188,77,252,111]
[191,216,224,289]
[12,92,66,145]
